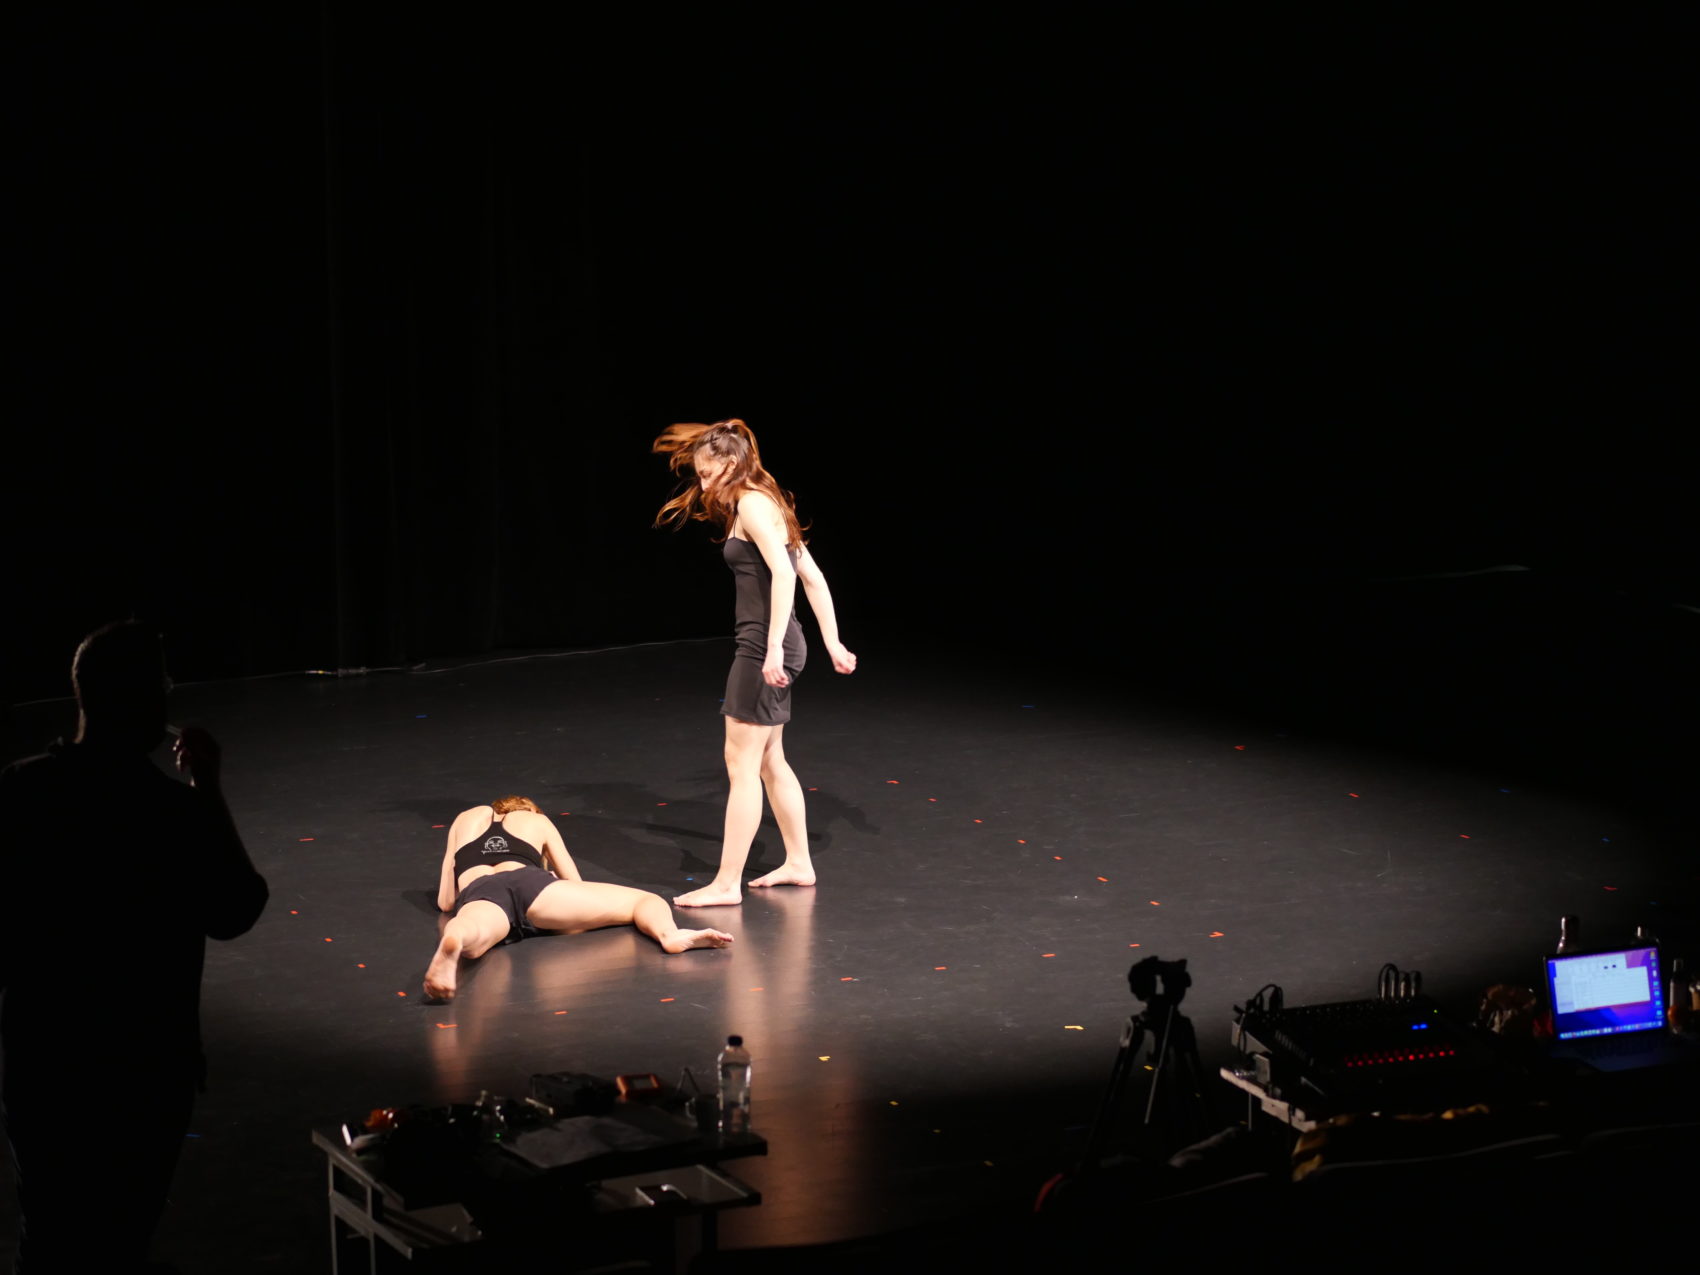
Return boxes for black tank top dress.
[722,537,806,725]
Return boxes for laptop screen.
[1545,946,1664,1041]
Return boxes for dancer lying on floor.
[425,795,732,1000]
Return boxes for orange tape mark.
[1018,839,1027,844]
[396,991,407,997]
[1349,793,1360,798]
[1149,901,1160,906]
[660,997,676,1002]
[1129,943,1141,948]
[887,779,900,784]
[1209,931,1224,938]
[1460,834,1471,839]
[1097,877,1109,883]
[554,1010,568,1015]
[934,966,948,971]
[298,837,315,842]
[928,797,938,802]
[1042,953,1056,958]
[436,1023,454,1029]
[290,910,299,915]
[431,824,445,829]
[840,976,856,981]
[657,802,668,806]
[324,937,333,943]
[974,819,984,824]
[1054,856,1062,860]
[1234,745,1246,750]
[357,963,366,969]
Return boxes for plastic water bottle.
[717,1035,751,1134]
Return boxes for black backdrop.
[8,5,1695,710]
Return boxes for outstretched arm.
[436,806,487,912]
[797,547,857,673]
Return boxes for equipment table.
[312,1110,766,1274]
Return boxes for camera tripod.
[1080,957,1212,1170]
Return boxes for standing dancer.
[653,418,856,906]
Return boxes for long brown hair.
[652,418,808,548]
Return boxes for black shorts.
[453,866,557,944]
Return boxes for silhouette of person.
[0,621,268,1273]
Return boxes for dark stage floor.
[3,571,1698,1271]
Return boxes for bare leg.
[675,716,771,907]
[423,900,511,1001]
[633,892,735,953]
[523,880,735,952]
[750,725,815,888]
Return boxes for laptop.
[1541,944,1695,1072]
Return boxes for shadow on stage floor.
[2,568,1697,1270]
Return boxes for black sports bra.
[452,815,546,878]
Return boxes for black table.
[313,1102,767,1273]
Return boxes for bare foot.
[674,884,742,907]
[424,935,462,1002]
[662,928,736,954]
[749,865,816,888]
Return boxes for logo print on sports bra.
[482,835,510,855]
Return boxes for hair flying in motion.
[652,418,808,548]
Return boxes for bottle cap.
[727,1035,743,1046]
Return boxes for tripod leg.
[1142,1004,1177,1127]
[1082,1015,1147,1171]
